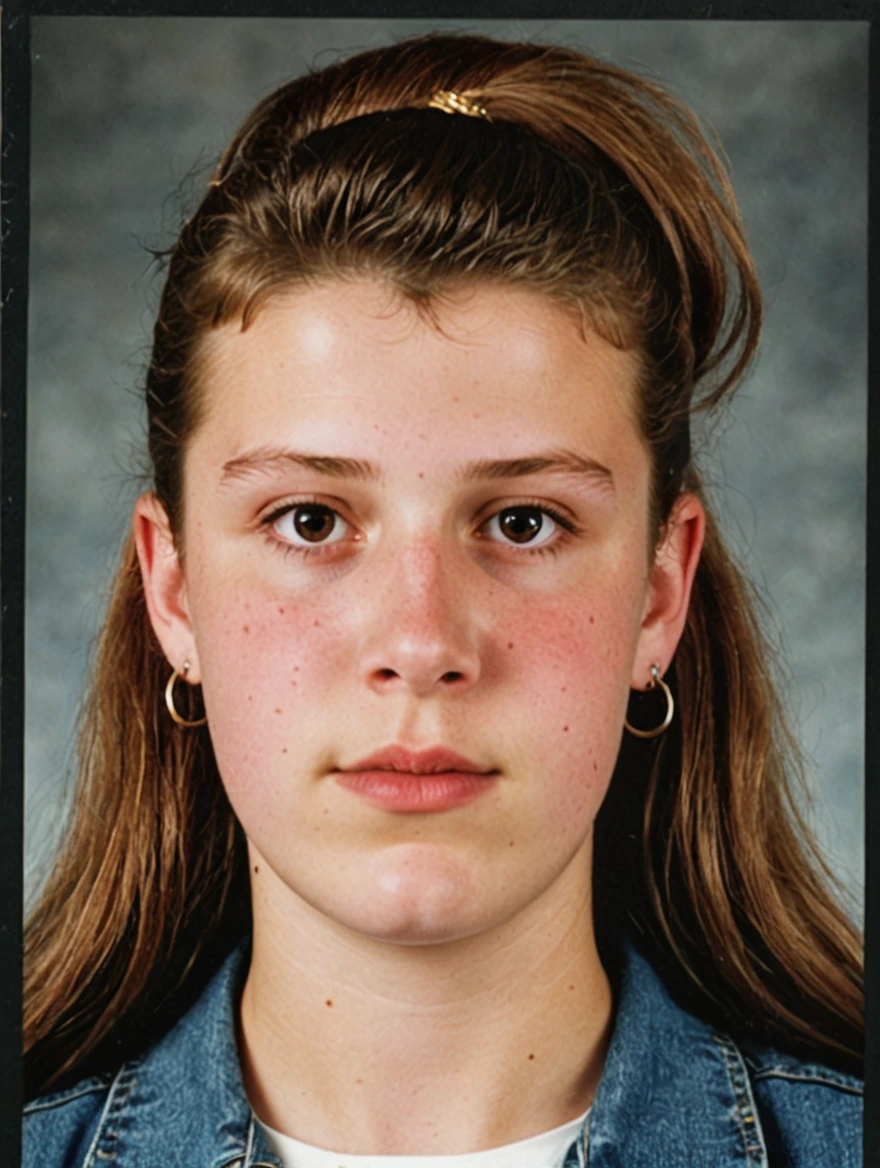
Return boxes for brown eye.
[488,506,556,547]
[293,505,336,542]
[272,504,349,547]
[499,507,543,542]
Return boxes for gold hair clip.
[427,90,491,121]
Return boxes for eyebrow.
[456,450,614,488]
[219,445,614,490]
[221,449,381,485]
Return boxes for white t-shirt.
[258,1110,589,1168]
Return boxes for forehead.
[191,279,644,459]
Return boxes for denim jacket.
[23,938,862,1167]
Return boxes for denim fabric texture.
[23,938,862,1167]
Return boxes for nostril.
[442,671,464,683]
[376,668,398,681]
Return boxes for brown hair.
[24,32,863,1098]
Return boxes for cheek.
[498,583,644,812]
[189,581,351,803]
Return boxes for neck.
[238,855,612,1156]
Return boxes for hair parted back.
[24,33,863,1098]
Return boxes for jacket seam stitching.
[750,1068,863,1094]
[243,1114,257,1168]
[83,1059,140,1168]
[234,1112,281,1168]
[713,1034,769,1167]
[23,1081,110,1114]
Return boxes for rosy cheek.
[499,594,637,798]
[194,590,347,784]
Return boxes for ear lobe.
[133,492,201,681]
[632,492,705,688]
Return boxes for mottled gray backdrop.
[26,19,867,917]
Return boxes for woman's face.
[138,279,702,946]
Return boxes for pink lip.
[334,745,499,812]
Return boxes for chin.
[334,846,492,946]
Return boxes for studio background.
[25,18,867,916]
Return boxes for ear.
[133,492,202,683]
[632,492,705,689]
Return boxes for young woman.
[23,32,863,1167]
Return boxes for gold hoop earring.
[165,660,207,728]
[624,664,674,739]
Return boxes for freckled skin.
[140,278,701,949]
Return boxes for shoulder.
[21,940,268,1168]
[598,940,863,1167]
[739,1040,863,1167]
[23,1071,118,1168]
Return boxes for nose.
[358,539,482,698]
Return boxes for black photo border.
[2,0,875,1161]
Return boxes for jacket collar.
[101,936,765,1168]
[102,939,281,1168]
[586,942,767,1167]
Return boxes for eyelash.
[259,497,581,561]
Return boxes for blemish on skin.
[589,615,595,624]
[593,761,598,772]
[563,726,569,732]
[282,748,288,754]
[528,1053,535,1061]
[274,708,282,715]
[561,686,567,693]
[247,694,253,702]
[254,866,259,874]
[509,840,515,847]
[418,472,424,478]
[507,642,514,650]
[325,999,334,1008]
[242,625,250,634]
[278,607,286,615]
[569,984,575,991]
[313,619,321,627]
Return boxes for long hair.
[24,33,863,1098]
